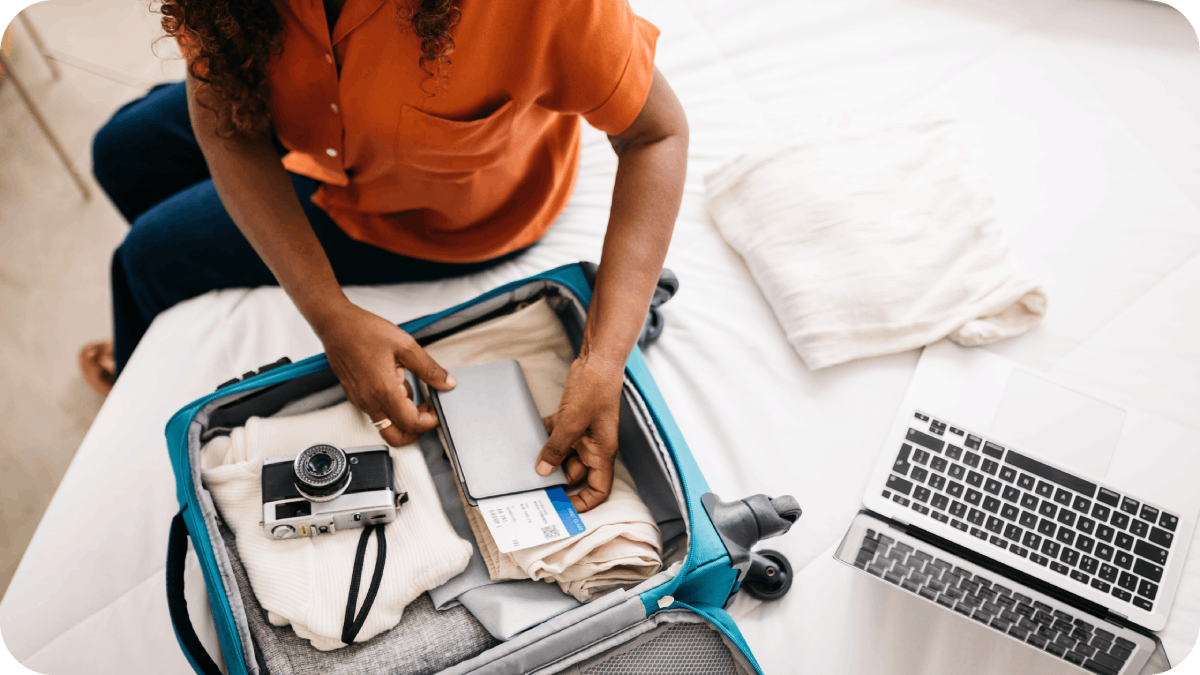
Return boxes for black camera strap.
[341,524,387,645]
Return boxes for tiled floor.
[0,1,184,597]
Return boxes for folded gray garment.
[421,433,582,640]
[221,522,497,675]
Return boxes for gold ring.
[372,418,393,430]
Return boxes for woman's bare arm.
[186,74,454,444]
[536,68,689,511]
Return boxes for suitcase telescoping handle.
[167,510,224,675]
[702,493,802,602]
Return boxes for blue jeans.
[93,82,524,375]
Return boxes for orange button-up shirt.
[263,0,658,262]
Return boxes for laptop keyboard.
[882,412,1178,617]
[855,529,1139,675]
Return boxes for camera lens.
[308,453,334,476]
[292,444,351,502]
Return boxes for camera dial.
[293,444,351,502]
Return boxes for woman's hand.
[316,302,456,446]
[536,354,624,512]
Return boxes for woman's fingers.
[397,336,457,392]
[563,455,588,486]
[570,456,614,513]
[537,417,585,476]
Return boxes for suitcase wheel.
[742,549,793,601]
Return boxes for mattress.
[2,0,1198,672]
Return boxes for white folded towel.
[706,115,1047,370]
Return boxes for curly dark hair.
[160,0,461,138]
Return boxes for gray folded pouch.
[426,360,567,506]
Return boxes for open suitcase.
[164,262,801,675]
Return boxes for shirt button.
[325,53,334,64]
[330,103,339,114]
[326,148,338,157]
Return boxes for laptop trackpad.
[990,370,1124,480]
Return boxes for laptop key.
[1023,532,1042,550]
[1133,558,1163,583]
[1021,493,1039,510]
[936,594,956,608]
[1073,495,1092,513]
[1004,524,1023,542]
[1045,642,1066,657]
[1039,501,1058,518]
[1099,564,1118,582]
[1054,488,1073,506]
[1077,516,1095,535]
[1139,504,1159,522]
[1132,597,1153,612]
[989,536,1008,550]
[1159,512,1178,532]
[966,490,983,506]
[965,453,981,469]
[1114,552,1134,570]
[1111,513,1130,530]
[1148,526,1174,549]
[949,464,966,480]
[1080,556,1098,575]
[931,494,950,511]
[1016,473,1036,490]
[946,445,963,461]
[1036,481,1055,498]
[982,460,999,476]
[1135,539,1168,565]
[1076,535,1094,554]
[887,475,914,495]
[1111,588,1132,602]
[999,466,1018,483]
[1129,519,1149,539]
[1064,652,1086,666]
[1082,659,1119,675]
[965,434,982,450]
[1095,543,1114,562]
[1056,528,1076,547]
[968,509,987,526]
[906,428,945,453]
[913,486,931,503]
[928,474,947,491]
[1002,485,1021,503]
[1097,488,1121,508]
[1121,497,1139,515]
[970,528,988,540]
[950,501,967,518]
[1001,504,1019,521]
[1093,504,1111,521]
[984,479,1002,495]
[931,456,948,473]
[1050,561,1070,575]
[894,495,910,507]
[1070,570,1089,585]
[986,516,1004,534]
[1060,548,1080,567]
[1010,545,1029,558]
[1114,532,1134,550]
[1137,578,1158,601]
[948,481,965,498]
[1038,519,1057,537]
[951,519,968,532]
[1030,553,1050,566]
[1091,579,1111,593]
[1096,525,1115,543]
[1113,637,1137,653]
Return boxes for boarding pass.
[478,487,587,553]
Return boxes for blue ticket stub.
[478,487,587,553]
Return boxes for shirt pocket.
[396,99,516,177]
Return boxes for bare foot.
[79,340,116,396]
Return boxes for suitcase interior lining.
[185,280,702,675]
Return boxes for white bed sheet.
[2,0,1198,673]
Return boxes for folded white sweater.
[201,403,473,651]
[706,115,1047,370]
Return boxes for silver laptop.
[835,341,1199,675]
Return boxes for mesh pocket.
[579,624,740,675]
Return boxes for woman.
[82,0,687,511]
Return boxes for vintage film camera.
[261,443,406,540]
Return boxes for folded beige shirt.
[460,459,662,602]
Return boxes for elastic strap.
[341,524,387,645]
